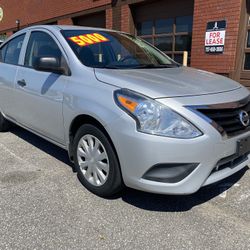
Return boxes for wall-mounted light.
[16,19,20,31]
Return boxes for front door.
[0,34,25,117]
[14,30,68,144]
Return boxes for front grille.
[211,153,249,174]
[197,99,250,137]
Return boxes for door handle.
[17,79,26,87]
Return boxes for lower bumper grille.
[212,153,249,174]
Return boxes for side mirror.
[34,57,66,75]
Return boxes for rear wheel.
[0,112,10,132]
[72,124,123,197]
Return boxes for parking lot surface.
[0,126,249,250]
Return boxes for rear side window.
[24,31,63,68]
[0,44,7,62]
[0,34,25,65]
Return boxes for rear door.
[0,34,26,117]
[14,30,69,145]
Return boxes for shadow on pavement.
[9,125,74,170]
[121,167,248,212]
[10,125,249,212]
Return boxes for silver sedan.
[0,25,249,197]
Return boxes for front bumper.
[106,88,250,195]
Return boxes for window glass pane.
[4,34,25,64]
[155,19,174,34]
[244,53,250,70]
[155,37,172,51]
[0,44,7,62]
[174,54,183,64]
[0,33,7,43]
[175,35,192,51]
[62,30,175,68]
[142,37,153,45]
[137,21,153,36]
[176,16,193,33]
[247,30,250,48]
[25,31,62,68]
[166,53,173,59]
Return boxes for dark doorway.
[73,11,106,28]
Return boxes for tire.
[72,124,123,197]
[0,112,10,132]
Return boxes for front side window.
[62,30,178,69]
[24,31,64,69]
[0,34,25,64]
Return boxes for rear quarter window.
[0,34,25,65]
[0,44,7,62]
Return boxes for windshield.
[61,30,179,69]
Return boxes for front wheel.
[72,124,123,197]
[0,112,10,132]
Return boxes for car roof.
[18,25,117,34]
[0,25,124,47]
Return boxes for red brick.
[58,18,73,25]
[191,0,241,74]
[0,0,111,32]
[105,8,112,29]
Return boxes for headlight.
[114,89,202,139]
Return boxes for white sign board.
[0,7,3,22]
[205,20,226,54]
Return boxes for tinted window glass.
[247,31,250,48]
[62,30,178,69]
[137,21,153,36]
[155,19,174,34]
[174,54,183,64]
[0,44,7,62]
[176,16,193,33]
[244,53,250,70]
[155,37,173,51]
[3,34,25,64]
[25,31,63,68]
[175,35,192,51]
[142,37,153,45]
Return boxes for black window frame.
[136,15,193,64]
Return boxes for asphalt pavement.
[0,126,249,250]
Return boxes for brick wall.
[0,0,244,78]
[57,18,73,26]
[112,5,122,31]
[0,0,111,32]
[105,8,113,29]
[191,0,242,75]
[121,4,132,33]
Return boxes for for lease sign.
[205,20,226,54]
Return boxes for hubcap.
[77,134,109,186]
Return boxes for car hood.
[94,66,241,98]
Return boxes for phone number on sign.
[205,46,224,53]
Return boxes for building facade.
[0,0,249,88]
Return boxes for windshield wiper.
[102,65,125,69]
[100,63,180,69]
[130,64,180,69]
